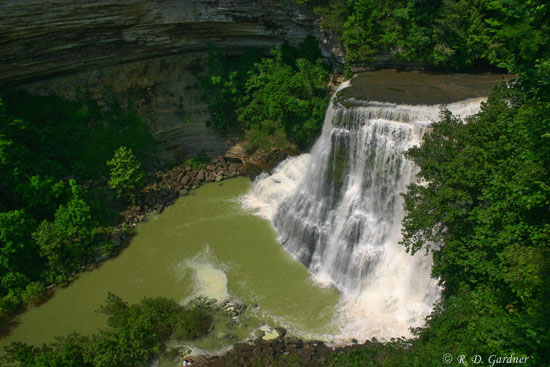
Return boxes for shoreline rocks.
[117,156,247,230]
[192,337,375,367]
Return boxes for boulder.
[254,329,265,339]
[181,175,190,186]
[215,175,223,182]
[274,327,287,338]
[248,165,263,181]
[219,157,228,169]
[262,328,280,340]
[197,170,205,181]
[260,325,281,341]
[225,144,244,162]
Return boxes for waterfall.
[242,81,485,340]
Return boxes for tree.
[15,175,66,220]
[0,210,39,279]
[238,46,330,149]
[107,146,144,202]
[202,39,330,151]
[400,61,550,363]
[88,294,185,367]
[34,180,95,281]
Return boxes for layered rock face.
[0,0,343,86]
[0,0,343,160]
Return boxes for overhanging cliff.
[0,0,343,86]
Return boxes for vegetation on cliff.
[296,0,549,72]
[201,37,331,152]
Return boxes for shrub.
[21,281,46,306]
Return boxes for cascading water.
[242,81,485,341]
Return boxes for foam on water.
[178,246,230,305]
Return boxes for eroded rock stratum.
[0,0,343,86]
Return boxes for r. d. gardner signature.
[442,353,530,366]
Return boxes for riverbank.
[0,176,341,357]
[107,143,293,259]
[184,336,380,367]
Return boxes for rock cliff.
[0,0,343,86]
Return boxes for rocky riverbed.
[183,337,377,367]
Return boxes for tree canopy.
[398,60,549,365]
[0,91,155,319]
[2,294,213,367]
[298,0,549,72]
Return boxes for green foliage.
[0,92,155,318]
[20,281,46,306]
[200,46,262,130]
[0,210,40,280]
[33,180,95,282]
[184,150,210,170]
[2,294,214,367]
[202,38,331,151]
[296,0,350,34]
[173,308,212,340]
[2,334,91,367]
[0,291,20,320]
[98,241,117,258]
[0,90,155,179]
[397,60,550,364]
[172,296,213,340]
[107,146,144,202]
[15,176,67,221]
[330,339,410,367]
[238,48,330,149]
[89,294,183,367]
[300,0,549,71]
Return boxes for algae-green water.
[0,178,340,352]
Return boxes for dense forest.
[1,0,549,365]
[296,0,549,71]
[0,92,154,320]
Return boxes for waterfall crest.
[242,82,485,340]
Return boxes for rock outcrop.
[0,0,344,161]
[0,0,344,86]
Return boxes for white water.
[242,81,485,341]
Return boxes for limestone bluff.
[0,0,344,86]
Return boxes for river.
[0,178,340,353]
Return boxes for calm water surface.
[0,178,340,352]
